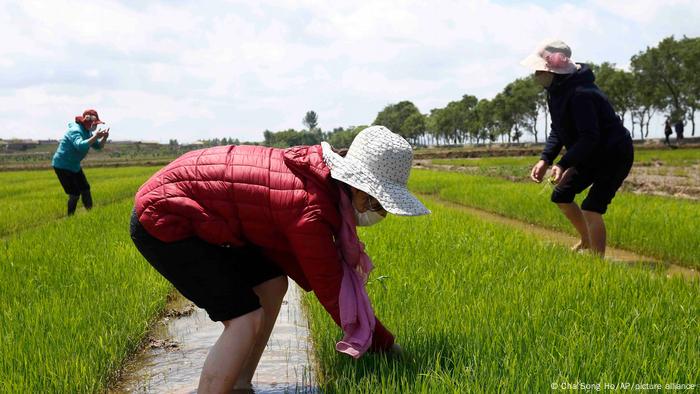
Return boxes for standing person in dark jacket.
[664,118,673,146]
[521,40,634,256]
[674,119,685,141]
[52,109,110,215]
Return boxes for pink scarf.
[334,185,376,358]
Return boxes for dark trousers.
[551,138,634,214]
[54,167,92,215]
[129,209,285,322]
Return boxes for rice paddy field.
[431,145,700,168]
[1,148,698,392]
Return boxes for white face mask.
[354,208,385,227]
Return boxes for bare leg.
[234,276,289,390]
[197,308,264,394]
[556,203,591,251]
[582,210,606,256]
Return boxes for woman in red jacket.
[130,125,429,393]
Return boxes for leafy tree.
[426,95,478,145]
[631,36,688,137]
[474,99,497,144]
[678,36,700,135]
[590,62,635,127]
[303,111,319,131]
[373,101,424,143]
[402,112,427,146]
[503,77,541,142]
[326,125,367,149]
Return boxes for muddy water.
[112,285,316,393]
[421,194,699,281]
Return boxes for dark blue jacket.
[541,64,631,170]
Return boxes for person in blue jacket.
[521,40,634,257]
[52,109,110,215]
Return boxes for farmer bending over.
[522,40,634,256]
[130,126,429,393]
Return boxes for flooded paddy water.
[112,285,316,394]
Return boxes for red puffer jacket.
[134,144,394,351]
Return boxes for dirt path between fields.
[420,193,699,281]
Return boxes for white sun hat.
[321,125,430,216]
[520,39,578,74]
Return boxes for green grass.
[432,147,700,173]
[0,167,159,236]
[409,170,700,268]
[305,200,699,393]
[1,162,698,392]
[431,156,537,179]
[0,167,158,199]
[432,155,538,168]
[0,199,171,393]
[634,147,700,166]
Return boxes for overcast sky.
[1,0,699,143]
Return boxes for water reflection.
[114,285,317,393]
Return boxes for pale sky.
[1,0,699,143]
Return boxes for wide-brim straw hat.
[321,126,430,216]
[520,39,578,74]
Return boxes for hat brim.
[520,53,577,74]
[321,142,430,216]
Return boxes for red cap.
[76,109,104,125]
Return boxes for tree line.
[250,35,699,148]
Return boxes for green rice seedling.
[432,147,700,179]
[0,167,159,236]
[431,156,538,179]
[304,200,699,393]
[634,147,700,166]
[0,167,158,200]
[0,199,171,393]
[409,170,700,268]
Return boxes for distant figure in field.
[664,118,673,146]
[674,119,685,141]
[131,126,425,393]
[52,109,110,215]
[522,40,634,257]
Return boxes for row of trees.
[259,35,698,148]
[370,35,698,146]
[261,110,368,148]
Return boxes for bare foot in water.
[571,240,590,252]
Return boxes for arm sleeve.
[91,140,103,150]
[557,93,600,170]
[540,126,563,165]
[286,217,395,351]
[68,127,91,154]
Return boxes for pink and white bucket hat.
[520,39,578,74]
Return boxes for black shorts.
[551,139,634,214]
[54,167,90,195]
[129,210,285,322]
